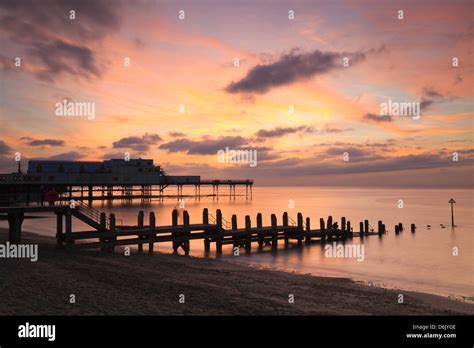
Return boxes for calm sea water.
[7,186,473,300]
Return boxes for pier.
[0,203,400,255]
[0,159,254,204]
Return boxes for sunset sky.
[0,0,472,186]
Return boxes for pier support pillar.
[8,212,24,244]
[149,212,155,253]
[55,212,63,246]
[137,210,144,252]
[271,214,278,251]
[245,215,251,251]
[216,209,223,254]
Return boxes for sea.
[5,186,473,301]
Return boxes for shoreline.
[0,229,473,315]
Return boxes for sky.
[0,0,473,186]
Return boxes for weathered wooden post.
[231,214,238,249]
[149,212,155,253]
[341,217,346,240]
[172,209,178,253]
[378,220,383,236]
[297,212,303,246]
[137,210,144,252]
[245,215,251,251]
[109,213,116,253]
[320,218,326,242]
[216,209,223,254]
[398,223,403,232]
[271,214,278,251]
[411,223,416,233]
[203,208,210,252]
[305,217,311,244]
[359,222,364,238]
[257,213,263,248]
[99,212,106,251]
[183,210,190,255]
[364,219,369,236]
[395,225,400,234]
[65,211,72,245]
[56,213,63,246]
[283,212,289,247]
[327,216,333,239]
[347,221,352,238]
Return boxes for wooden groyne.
[49,206,397,255]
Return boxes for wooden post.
[172,209,178,253]
[271,214,278,251]
[364,219,369,236]
[216,209,223,254]
[65,211,72,244]
[327,216,333,239]
[137,211,144,252]
[382,224,386,233]
[149,212,155,253]
[183,210,190,255]
[359,222,364,238]
[398,223,403,232]
[395,225,400,234]
[231,214,238,248]
[56,213,63,246]
[99,212,106,251]
[8,212,24,244]
[320,218,326,242]
[297,212,303,245]
[378,220,383,235]
[203,208,210,252]
[341,216,346,239]
[257,213,263,248]
[283,212,289,247]
[109,213,116,253]
[305,217,311,244]
[347,221,352,238]
[245,215,251,251]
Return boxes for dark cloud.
[159,136,250,155]
[256,154,472,177]
[324,126,354,133]
[420,87,445,111]
[255,126,313,139]
[30,40,101,81]
[0,0,121,81]
[21,137,65,147]
[226,48,366,94]
[113,133,162,152]
[420,98,435,111]
[168,131,186,138]
[363,113,392,123]
[0,140,12,155]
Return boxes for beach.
[0,228,472,316]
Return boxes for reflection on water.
[8,186,473,300]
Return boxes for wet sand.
[0,229,473,315]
